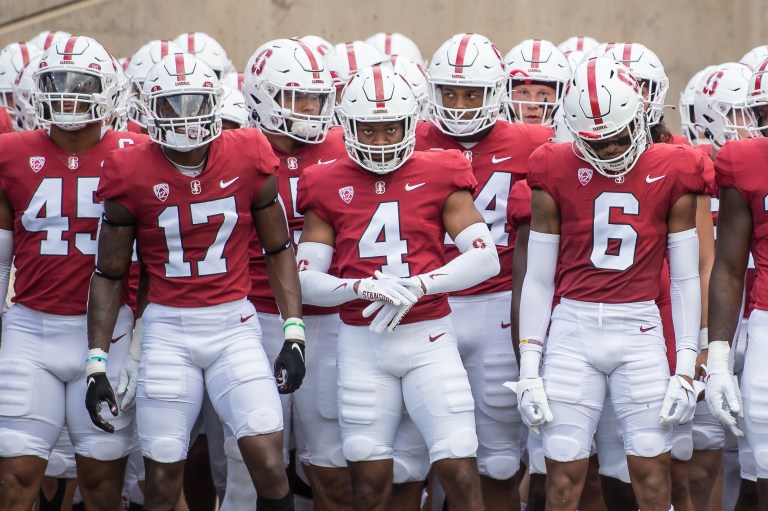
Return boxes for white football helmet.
[221,71,244,91]
[27,31,72,51]
[557,36,600,55]
[174,32,235,79]
[694,62,755,149]
[563,57,648,178]
[142,53,223,151]
[563,50,586,71]
[427,33,506,136]
[389,55,428,118]
[740,45,768,71]
[220,84,248,128]
[0,42,43,119]
[365,32,424,65]
[12,56,44,131]
[604,43,669,127]
[299,35,333,56]
[325,41,387,90]
[244,38,335,143]
[35,36,119,131]
[110,56,130,131]
[338,66,418,174]
[746,57,768,136]
[679,66,716,144]
[125,40,184,128]
[582,42,620,62]
[503,39,571,126]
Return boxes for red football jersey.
[0,129,147,315]
[507,178,533,229]
[297,150,478,326]
[527,142,706,303]
[415,120,553,295]
[715,137,768,312]
[126,120,143,134]
[98,128,279,308]
[670,133,691,146]
[248,127,347,315]
[0,109,12,134]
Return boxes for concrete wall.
[1,0,766,132]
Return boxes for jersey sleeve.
[507,179,533,227]
[526,143,556,200]
[296,164,335,225]
[97,150,138,218]
[701,155,717,197]
[714,141,739,190]
[239,129,279,202]
[668,145,707,209]
[527,124,555,148]
[447,150,478,194]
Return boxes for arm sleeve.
[519,230,559,343]
[296,242,358,306]
[418,222,500,295]
[668,228,702,378]
[0,229,12,310]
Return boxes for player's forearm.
[511,226,530,364]
[87,274,124,352]
[668,229,702,378]
[0,229,12,309]
[265,249,303,320]
[708,261,746,347]
[696,195,715,327]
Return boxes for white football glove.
[704,341,744,436]
[503,377,553,434]
[659,375,697,425]
[116,318,142,412]
[362,273,424,334]
[356,273,419,306]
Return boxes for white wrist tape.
[0,229,12,310]
[699,327,709,350]
[297,242,357,306]
[519,231,559,343]
[706,340,731,373]
[418,223,499,295]
[283,316,306,342]
[85,348,109,376]
[668,228,701,378]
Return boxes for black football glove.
[274,341,306,394]
[85,373,118,433]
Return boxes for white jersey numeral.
[288,176,302,244]
[359,202,409,276]
[158,197,238,278]
[590,192,639,271]
[21,177,101,256]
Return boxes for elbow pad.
[668,228,701,378]
[418,222,499,295]
[296,242,357,307]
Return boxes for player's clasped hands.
[362,271,425,334]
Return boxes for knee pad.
[0,428,48,458]
[754,446,768,478]
[238,407,282,438]
[671,432,693,461]
[738,441,758,482]
[143,437,186,464]
[0,358,35,416]
[543,434,585,463]
[45,450,75,478]
[627,431,667,458]
[342,435,377,462]
[479,454,519,480]
[393,452,430,483]
[430,429,478,462]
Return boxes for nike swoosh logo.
[111,334,126,344]
[220,177,240,188]
[645,175,665,183]
[640,325,657,333]
[429,333,445,343]
[292,343,305,363]
[87,376,96,387]
[318,159,337,165]
[240,314,254,323]
[501,322,511,329]
[333,283,348,292]
[428,273,447,280]
[492,155,512,164]
[405,183,425,191]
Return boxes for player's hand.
[659,375,697,425]
[85,373,118,433]
[116,357,139,412]
[705,371,744,436]
[503,377,553,434]
[355,273,419,306]
[362,273,425,333]
[274,341,306,394]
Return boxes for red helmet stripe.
[44,32,56,50]
[605,42,616,53]
[622,43,633,67]
[187,33,195,53]
[755,59,768,93]
[63,36,78,61]
[385,33,392,55]
[455,33,473,67]
[587,59,604,125]
[175,53,187,79]
[294,39,321,81]
[372,65,386,108]
[346,42,358,72]
[19,43,30,67]
[531,39,542,69]
[576,37,584,51]
[160,40,169,58]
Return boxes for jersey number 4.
[591,192,639,271]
